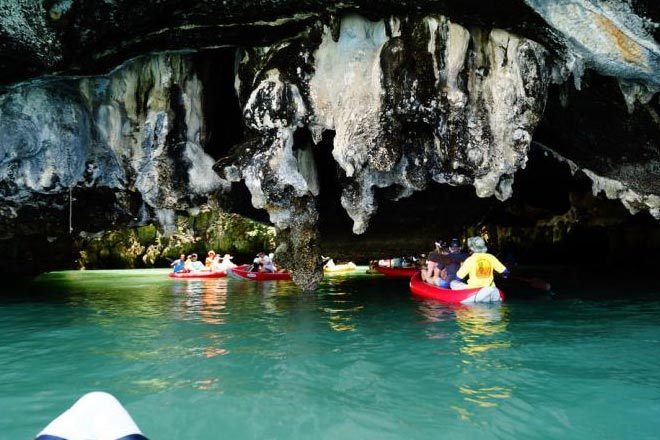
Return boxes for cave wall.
[0,53,228,275]
[0,1,658,288]
[0,52,226,218]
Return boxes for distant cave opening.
[194,48,245,160]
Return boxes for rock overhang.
[0,1,658,288]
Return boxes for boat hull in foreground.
[409,273,504,304]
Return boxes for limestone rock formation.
[0,53,226,274]
[0,1,658,288]
[216,14,550,288]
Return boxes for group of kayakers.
[170,250,285,274]
[169,235,507,288]
[170,250,237,273]
[421,236,509,289]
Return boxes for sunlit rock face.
[0,54,226,273]
[523,0,659,109]
[77,55,227,215]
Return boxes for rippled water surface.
[1,269,660,439]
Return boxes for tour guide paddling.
[450,236,509,289]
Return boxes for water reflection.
[170,279,230,358]
[453,304,512,417]
[320,281,362,332]
[416,301,459,324]
[416,300,458,340]
[417,301,509,355]
[416,300,513,417]
[202,332,230,358]
[170,279,228,325]
[257,281,289,318]
[201,283,228,326]
[132,377,222,393]
[195,378,221,391]
[457,384,512,409]
[324,303,364,332]
[455,305,510,357]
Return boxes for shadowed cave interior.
[188,47,658,273]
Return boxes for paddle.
[506,273,553,293]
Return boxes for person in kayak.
[211,253,236,272]
[451,236,508,289]
[205,250,216,268]
[186,253,205,272]
[421,251,442,285]
[426,239,463,288]
[256,251,275,273]
[441,238,468,285]
[170,254,186,273]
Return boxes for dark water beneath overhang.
[1,269,659,439]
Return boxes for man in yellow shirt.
[452,236,508,289]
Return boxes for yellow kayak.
[323,260,357,273]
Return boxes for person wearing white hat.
[205,250,216,268]
[450,236,509,289]
[211,253,236,272]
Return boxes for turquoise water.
[1,269,660,439]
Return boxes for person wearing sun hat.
[211,253,236,272]
[205,250,216,268]
[222,253,236,268]
[450,236,509,289]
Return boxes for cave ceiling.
[0,0,658,289]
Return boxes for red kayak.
[227,264,292,281]
[374,266,419,278]
[168,270,227,279]
[409,273,504,304]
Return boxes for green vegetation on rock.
[76,206,276,269]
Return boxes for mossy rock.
[136,225,158,245]
[76,208,277,269]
